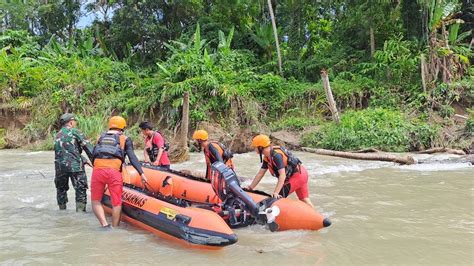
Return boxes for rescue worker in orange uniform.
[192,130,234,180]
[90,116,148,228]
[247,134,314,207]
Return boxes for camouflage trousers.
[54,171,88,206]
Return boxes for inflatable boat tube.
[101,184,237,249]
[122,164,331,231]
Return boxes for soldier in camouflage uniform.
[54,113,94,212]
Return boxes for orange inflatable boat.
[121,162,331,232]
[102,184,237,248]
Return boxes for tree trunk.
[321,70,340,124]
[420,54,427,92]
[67,11,74,40]
[301,147,415,165]
[418,147,466,155]
[422,7,429,44]
[369,26,375,57]
[267,0,283,76]
[417,154,474,165]
[180,92,189,147]
[169,92,190,163]
[3,10,9,31]
[68,24,73,40]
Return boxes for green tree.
[0,0,37,33]
[106,0,205,63]
[335,0,402,57]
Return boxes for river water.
[0,150,472,265]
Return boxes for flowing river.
[0,149,472,265]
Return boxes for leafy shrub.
[439,105,455,118]
[0,30,39,56]
[271,116,319,131]
[467,109,474,134]
[302,108,437,152]
[76,115,107,143]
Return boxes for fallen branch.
[454,114,468,120]
[301,147,415,165]
[418,147,466,155]
[418,154,474,165]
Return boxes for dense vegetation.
[301,108,439,152]
[0,0,472,151]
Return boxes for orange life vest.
[264,146,300,178]
[205,142,234,178]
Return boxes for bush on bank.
[301,108,438,152]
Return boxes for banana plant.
[218,27,235,56]
[417,0,469,84]
[249,23,274,62]
[0,48,35,100]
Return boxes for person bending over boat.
[247,134,314,208]
[91,116,148,228]
[139,121,171,169]
[191,130,234,179]
[54,113,94,212]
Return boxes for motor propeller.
[210,162,281,228]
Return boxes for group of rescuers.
[54,113,313,228]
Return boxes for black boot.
[76,202,86,212]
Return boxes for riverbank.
[1,110,473,156]
[1,28,473,154]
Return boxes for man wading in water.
[247,134,314,208]
[191,129,235,180]
[90,116,148,228]
[54,113,94,212]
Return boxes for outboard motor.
[210,162,280,228]
[211,162,259,216]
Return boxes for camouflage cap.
[60,113,76,124]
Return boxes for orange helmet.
[252,134,271,148]
[192,130,208,141]
[108,116,127,130]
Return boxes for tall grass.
[76,115,107,143]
